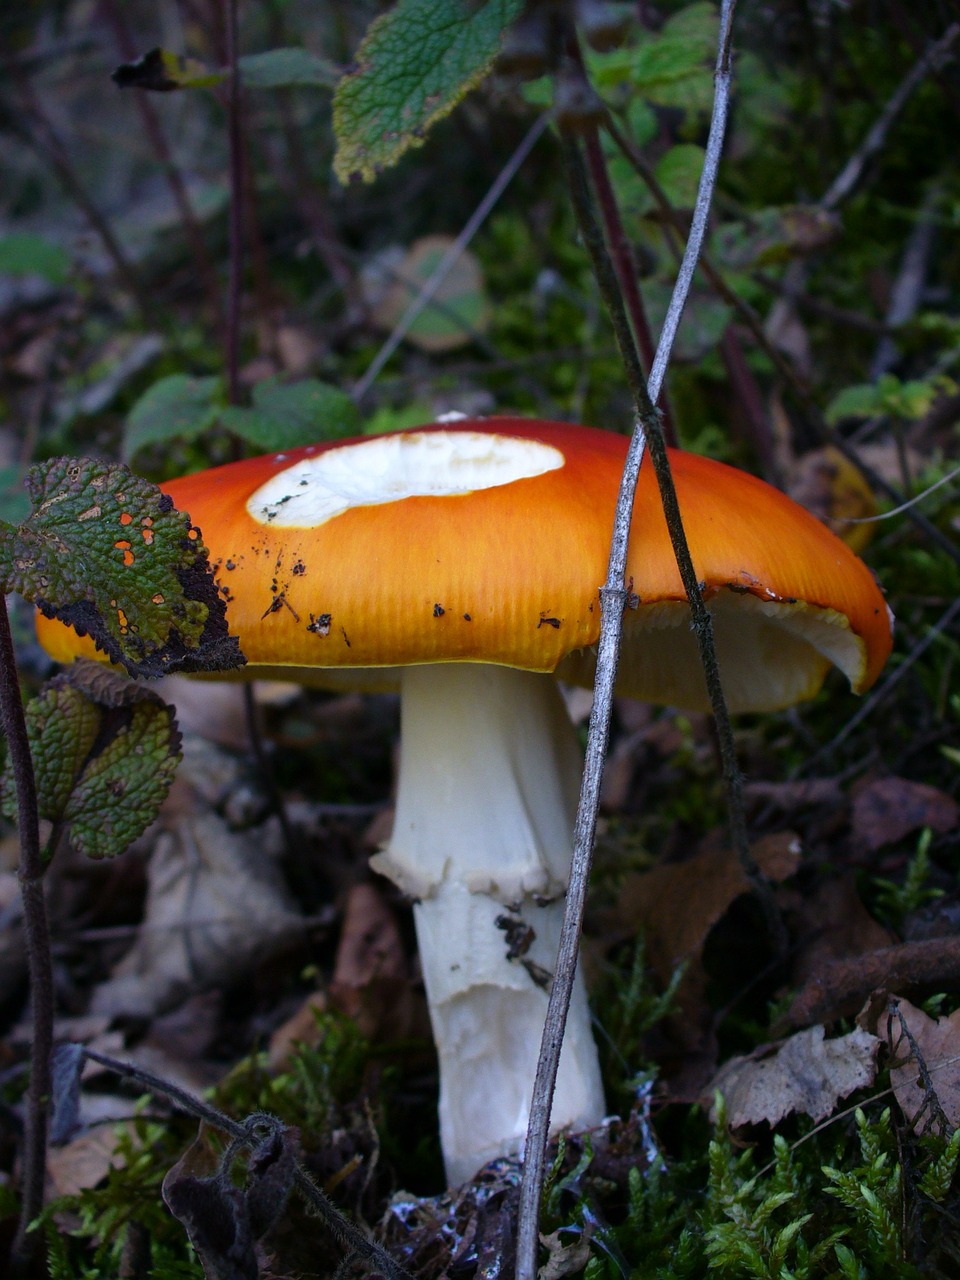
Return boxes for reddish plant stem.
[582,125,678,445]
[0,599,53,1275]
[100,0,224,336]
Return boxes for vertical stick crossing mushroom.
[37,419,893,1185]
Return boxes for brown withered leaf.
[47,1124,135,1197]
[616,831,801,991]
[710,1025,880,1129]
[787,936,960,1030]
[787,874,895,990]
[852,777,958,855]
[612,833,800,1078]
[744,777,843,813]
[786,446,878,554]
[881,997,960,1130]
[328,881,427,1042]
[90,807,301,1019]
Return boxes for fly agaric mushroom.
[36,419,893,1185]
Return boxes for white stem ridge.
[371,664,606,1186]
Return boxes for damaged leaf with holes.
[0,456,243,677]
[0,662,181,860]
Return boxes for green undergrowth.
[26,973,960,1279]
[535,1103,960,1280]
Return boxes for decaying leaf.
[539,1226,594,1279]
[162,1119,297,1280]
[47,1123,137,1198]
[880,997,960,1130]
[0,661,181,860]
[710,1025,880,1128]
[787,874,895,993]
[615,831,801,994]
[90,806,301,1018]
[786,446,879,554]
[852,776,958,855]
[363,236,491,352]
[0,456,243,677]
[329,882,423,1042]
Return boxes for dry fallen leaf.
[883,997,960,1130]
[852,776,958,855]
[787,874,895,991]
[47,1123,137,1197]
[91,808,301,1019]
[787,445,879,553]
[710,1025,880,1128]
[615,831,801,992]
[328,881,424,1041]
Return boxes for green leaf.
[332,0,524,183]
[0,457,243,678]
[123,374,224,463]
[654,144,705,209]
[221,378,361,451]
[592,1,718,110]
[112,47,225,91]
[238,47,339,90]
[0,663,181,860]
[0,233,71,284]
[825,382,885,426]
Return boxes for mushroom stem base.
[373,663,605,1186]
[415,881,605,1188]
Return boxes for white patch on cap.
[247,430,565,528]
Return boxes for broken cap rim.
[34,418,893,711]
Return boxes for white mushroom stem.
[370,663,606,1187]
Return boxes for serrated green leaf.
[123,374,225,463]
[67,698,179,858]
[332,0,524,183]
[0,457,243,677]
[0,233,71,285]
[1,663,181,860]
[239,47,339,90]
[221,378,361,451]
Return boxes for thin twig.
[1,599,53,1275]
[351,113,551,403]
[77,1047,414,1280]
[820,23,959,213]
[516,4,745,1275]
[101,0,224,335]
[604,114,960,572]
